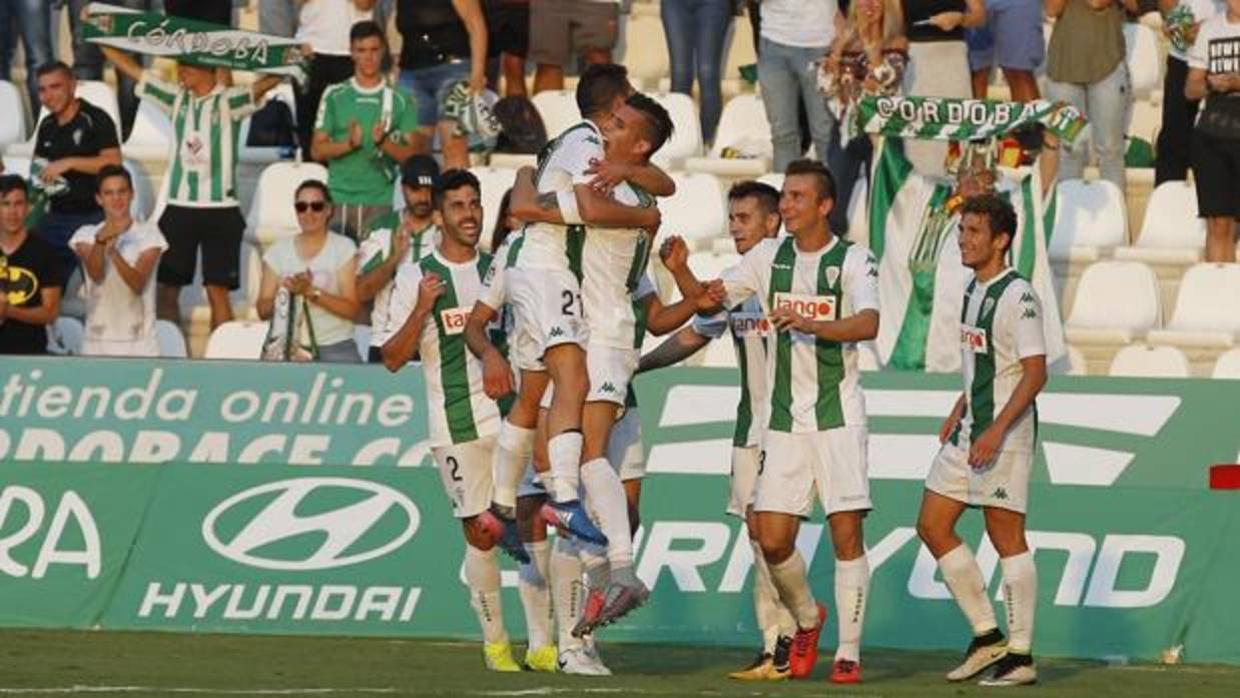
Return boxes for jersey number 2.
[560,290,582,316]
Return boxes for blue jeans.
[399,60,471,128]
[1046,59,1131,190]
[38,209,102,284]
[661,0,733,144]
[0,0,53,111]
[757,37,837,173]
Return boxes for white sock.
[938,544,998,635]
[550,537,584,651]
[548,431,583,503]
[580,457,634,570]
[833,556,870,663]
[517,540,553,650]
[767,551,819,630]
[492,421,536,510]
[1000,552,1037,654]
[464,545,508,644]
[750,539,793,653]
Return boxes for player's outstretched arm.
[621,162,676,197]
[573,184,661,229]
[637,326,711,374]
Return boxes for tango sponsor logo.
[439,308,470,336]
[961,325,988,354]
[772,293,837,322]
[729,312,770,338]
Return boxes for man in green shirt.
[312,20,419,239]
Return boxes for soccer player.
[638,181,797,680]
[714,160,879,684]
[915,193,1046,687]
[381,169,519,672]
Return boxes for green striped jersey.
[315,78,419,206]
[135,72,258,207]
[721,235,879,433]
[520,120,606,270]
[953,268,1045,450]
[358,220,439,347]
[693,296,770,447]
[389,249,501,447]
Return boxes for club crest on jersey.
[961,325,989,354]
[824,265,840,289]
[773,292,837,321]
[440,307,470,335]
[730,312,771,337]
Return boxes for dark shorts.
[157,204,245,289]
[529,0,618,66]
[965,0,1044,72]
[1191,129,1240,219]
[487,0,531,58]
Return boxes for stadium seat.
[1127,97,1161,147]
[155,319,188,358]
[1108,344,1191,378]
[246,161,329,246]
[758,173,783,191]
[204,320,268,360]
[124,159,157,220]
[2,156,31,179]
[486,152,537,169]
[1212,349,1240,379]
[47,316,84,356]
[621,14,670,91]
[1064,261,1161,345]
[1065,344,1088,376]
[1124,22,1162,97]
[469,166,518,251]
[648,92,703,168]
[662,172,727,251]
[531,90,581,141]
[1048,178,1128,263]
[0,81,28,148]
[683,93,772,177]
[857,341,880,372]
[123,100,174,162]
[1147,264,1240,348]
[1113,180,1205,266]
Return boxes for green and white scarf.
[262,287,319,362]
[858,96,1090,145]
[82,3,307,82]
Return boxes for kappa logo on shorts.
[600,382,618,394]
[549,326,566,338]
[992,487,1009,500]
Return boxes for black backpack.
[492,96,547,155]
[247,99,297,148]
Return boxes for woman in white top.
[257,179,362,363]
[70,165,168,357]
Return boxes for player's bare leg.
[756,511,827,680]
[826,510,870,684]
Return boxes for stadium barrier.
[2,358,1238,664]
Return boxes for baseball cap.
[401,155,441,189]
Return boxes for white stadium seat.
[1212,349,1240,379]
[620,15,670,91]
[1113,181,1205,266]
[123,100,174,162]
[246,161,328,246]
[1064,261,1161,345]
[2,156,31,179]
[1065,344,1089,376]
[662,172,727,251]
[155,320,188,358]
[204,320,268,360]
[0,81,28,148]
[648,92,703,168]
[47,317,84,356]
[1127,97,1161,146]
[1147,264,1240,348]
[531,90,581,142]
[469,166,518,252]
[1048,178,1128,262]
[124,159,157,220]
[1109,344,1191,378]
[758,173,783,191]
[1125,22,1162,97]
[683,94,772,177]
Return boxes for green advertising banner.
[2,358,1239,664]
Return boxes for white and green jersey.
[721,235,879,433]
[570,186,656,349]
[136,71,258,207]
[519,120,606,270]
[389,249,501,447]
[693,295,771,447]
[358,220,439,348]
[951,268,1045,451]
[315,78,419,206]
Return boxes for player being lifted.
[915,193,1046,687]
[711,161,879,684]
[381,170,520,672]
[638,180,796,680]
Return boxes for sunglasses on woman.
[295,200,327,213]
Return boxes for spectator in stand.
[65,0,153,139]
[758,0,844,173]
[901,0,985,176]
[313,20,419,238]
[1157,0,1223,184]
[0,175,62,356]
[100,45,284,332]
[661,0,736,144]
[1044,0,1134,191]
[966,0,1042,102]
[256,179,362,363]
[0,0,53,112]
[396,0,488,168]
[69,165,167,357]
[32,61,122,282]
[530,0,619,93]
[485,0,531,96]
[356,155,442,363]
[1186,0,1240,263]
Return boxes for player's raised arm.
[636,325,712,373]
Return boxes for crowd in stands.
[0,0,1237,374]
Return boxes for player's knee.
[916,515,948,549]
[757,532,794,564]
[462,517,495,550]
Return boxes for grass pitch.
[1,630,1238,697]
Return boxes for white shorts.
[754,427,872,518]
[517,463,547,499]
[608,405,644,481]
[925,439,1032,514]
[508,265,589,362]
[586,344,638,406]
[726,446,761,518]
[432,437,496,519]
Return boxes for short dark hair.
[0,174,29,200]
[728,180,781,217]
[96,164,132,192]
[576,63,630,119]
[624,92,674,155]
[35,61,73,79]
[492,188,515,252]
[434,169,481,210]
[350,20,386,45]
[960,193,1018,251]
[294,179,333,203]
[784,159,836,202]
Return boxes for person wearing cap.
[355,155,442,362]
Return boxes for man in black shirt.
[0,175,63,356]
[32,61,123,282]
